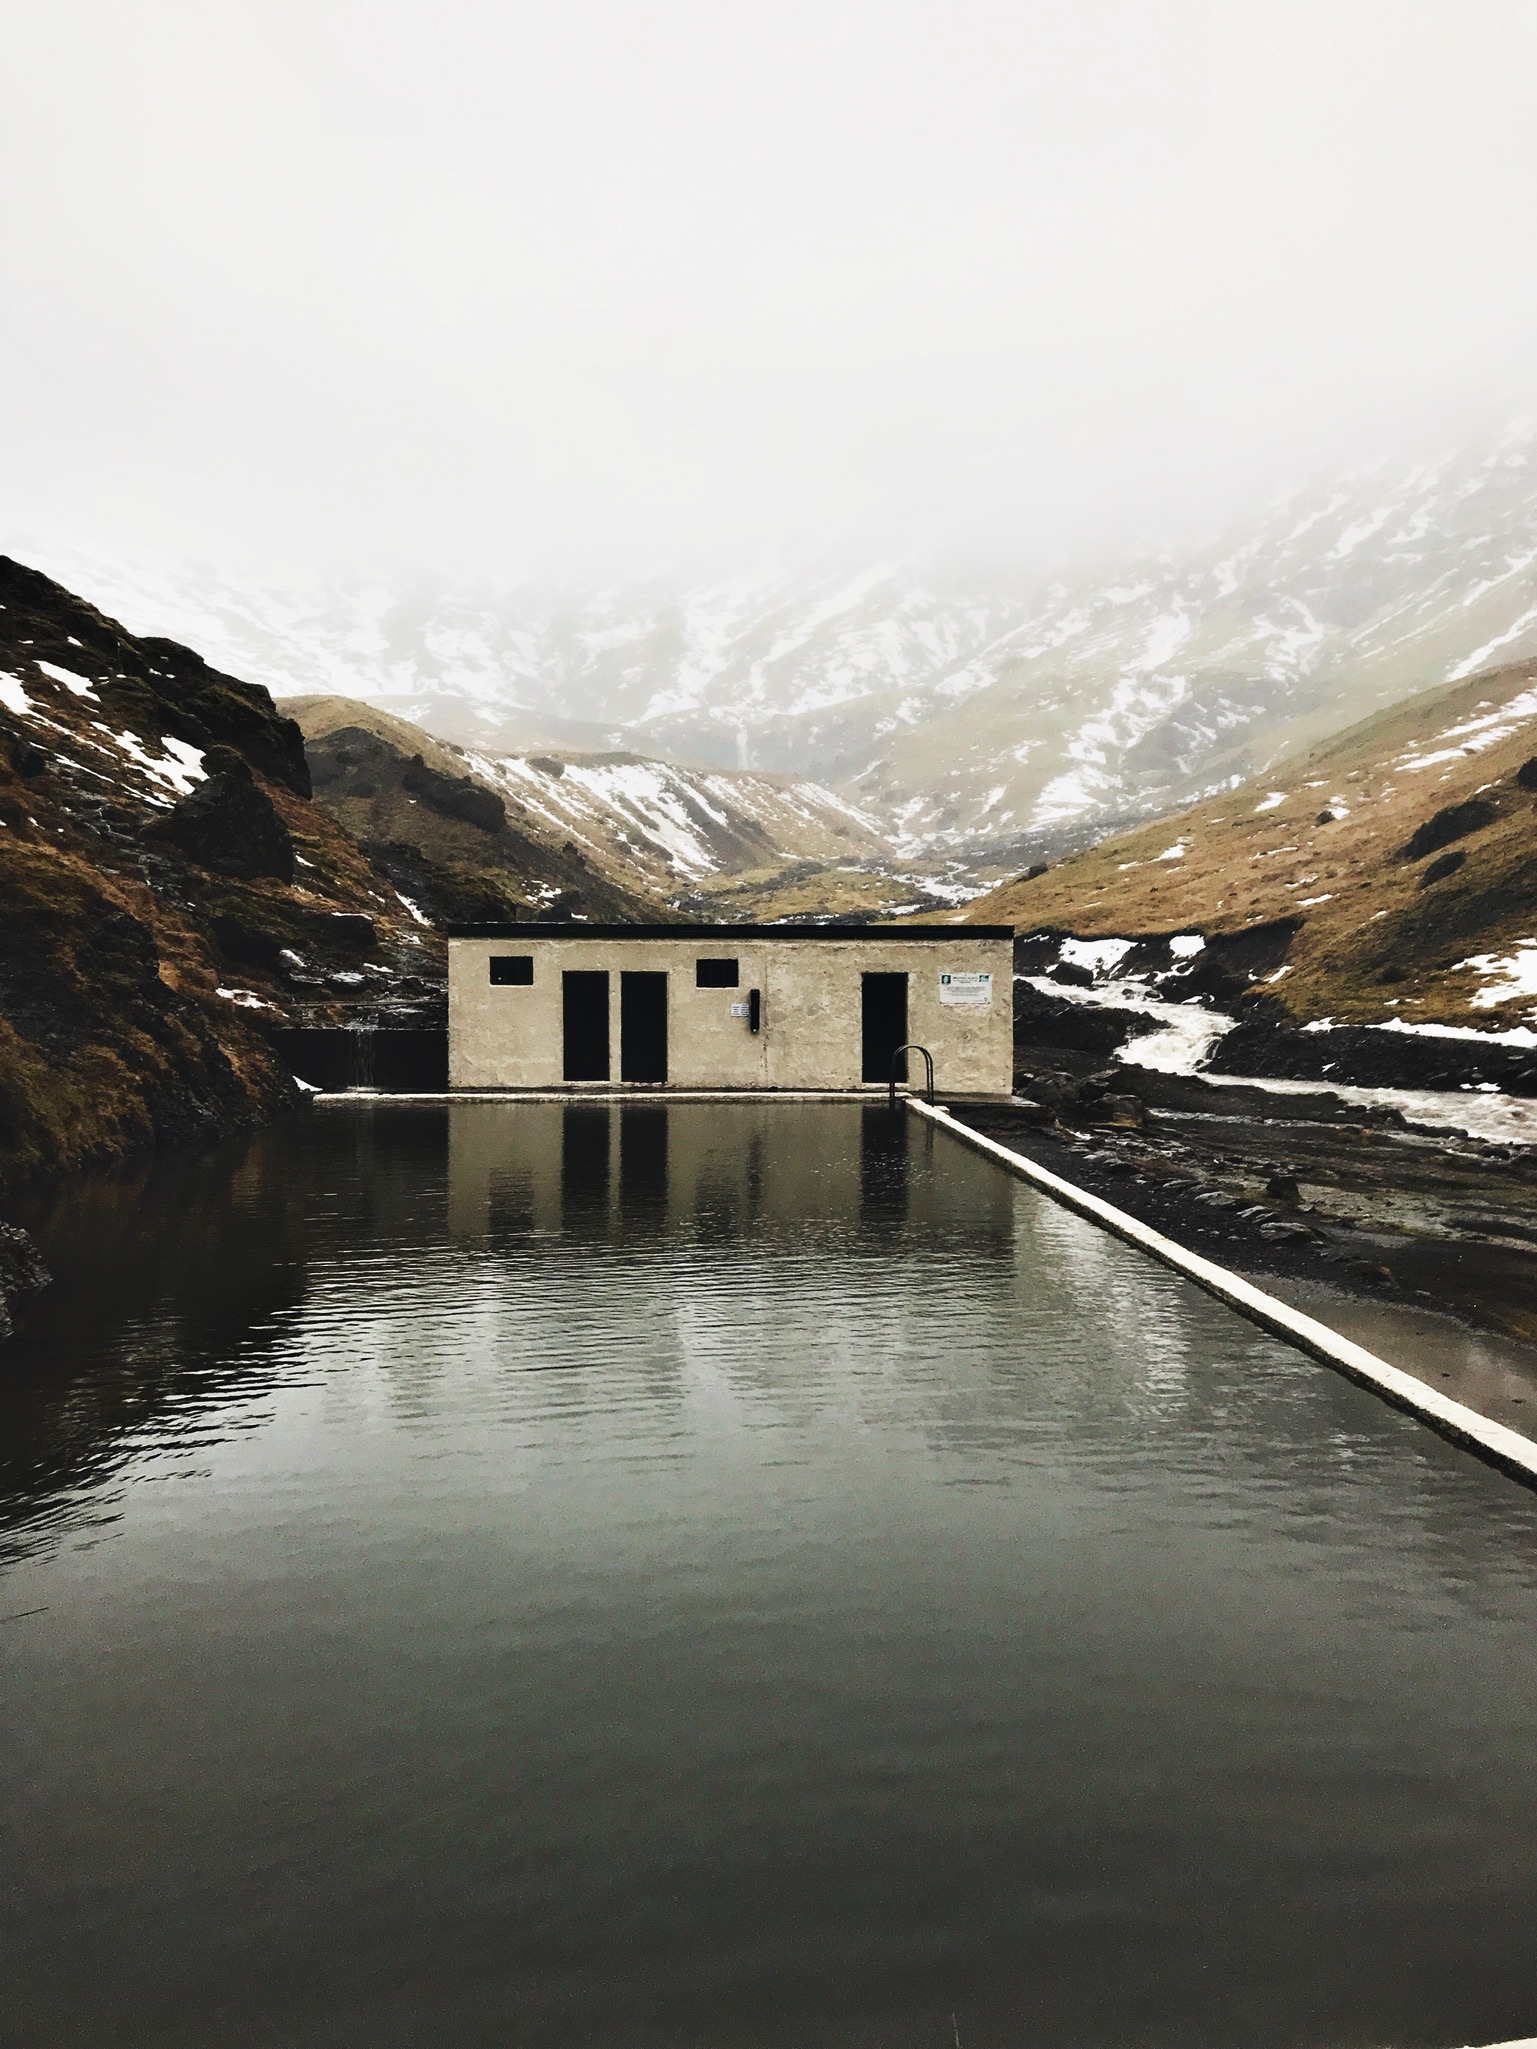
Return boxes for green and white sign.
[938,970,992,1006]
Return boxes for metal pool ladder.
[888,1043,936,1111]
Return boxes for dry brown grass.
[960,659,1537,1027]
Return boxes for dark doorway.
[563,970,610,1081]
[861,971,908,1083]
[620,971,668,1084]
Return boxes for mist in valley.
[6,0,1537,854]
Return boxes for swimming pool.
[4,1102,1536,2047]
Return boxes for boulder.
[1420,849,1466,887]
[1095,1094,1146,1127]
[154,771,294,882]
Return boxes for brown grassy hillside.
[0,559,440,1181]
[962,658,1537,1030]
[287,693,950,923]
[288,695,665,925]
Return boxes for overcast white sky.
[3,0,1537,580]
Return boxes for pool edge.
[909,1097,1537,1494]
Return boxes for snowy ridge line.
[21,413,1537,855]
[910,1099,1537,1492]
[465,743,891,884]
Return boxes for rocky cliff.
[289,697,666,926]
[287,693,900,921]
[0,557,444,1184]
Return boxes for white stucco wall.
[447,930,1014,1096]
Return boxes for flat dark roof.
[447,923,1015,942]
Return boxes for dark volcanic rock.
[133,637,312,796]
[401,754,507,834]
[308,724,660,925]
[315,911,377,952]
[0,1221,50,1342]
[1399,796,1498,862]
[154,772,295,881]
[1206,1016,1537,1094]
[0,557,312,798]
[1013,978,1160,1059]
[1014,932,1064,973]
[7,733,46,778]
[1177,916,1303,1003]
[1092,1093,1145,1127]
[361,840,533,927]
[1420,849,1467,887]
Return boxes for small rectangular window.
[489,955,534,986]
[696,957,739,988]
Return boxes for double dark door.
[562,969,667,1083]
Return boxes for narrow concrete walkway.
[910,1097,1537,1493]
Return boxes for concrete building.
[447,924,1015,1096]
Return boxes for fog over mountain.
[24,415,1537,867]
[6,4,1537,572]
[7,2,1537,880]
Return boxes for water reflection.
[619,1102,669,1214]
[446,1100,1003,1252]
[561,1101,612,1228]
[0,1128,312,1566]
[4,1103,1537,2049]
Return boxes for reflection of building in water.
[448,924,1014,1096]
[447,1100,1011,1249]
[859,1103,910,1238]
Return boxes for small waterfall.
[351,1020,379,1091]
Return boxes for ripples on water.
[4,1101,1537,2049]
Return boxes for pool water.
[4,1101,1537,2049]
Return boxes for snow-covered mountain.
[29,551,1030,786]
[21,417,1537,864]
[859,417,1537,856]
[292,693,891,907]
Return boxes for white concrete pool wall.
[447,924,1015,1095]
[911,1096,1537,1494]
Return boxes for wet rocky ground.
[952,1050,1537,1437]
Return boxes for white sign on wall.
[729,1002,752,1018]
[939,971,992,1006]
